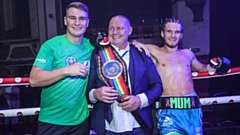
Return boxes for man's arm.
[189,49,231,73]
[145,44,159,65]
[132,41,159,64]
[131,41,151,56]
[191,57,208,72]
[30,63,87,87]
[29,66,67,87]
[185,49,208,72]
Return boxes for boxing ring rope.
[192,67,240,79]
[1,67,240,117]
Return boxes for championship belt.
[97,45,130,102]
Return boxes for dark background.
[0,0,240,128]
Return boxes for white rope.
[1,67,240,87]
[0,107,40,117]
[0,83,29,86]
[0,69,240,117]
[192,71,240,79]
[200,95,240,106]
[0,96,240,117]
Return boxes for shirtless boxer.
[133,17,230,135]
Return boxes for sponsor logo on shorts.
[166,97,196,109]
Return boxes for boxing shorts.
[155,96,201,109]
[156,94,203,135]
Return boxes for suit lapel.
[129,45,143,94]
[129,51,135,92]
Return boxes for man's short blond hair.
[66,2,89,14]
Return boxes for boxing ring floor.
[1,67,240,134]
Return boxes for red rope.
[1,67,240,85]
[0,77,29,84]
[192,67,240,79]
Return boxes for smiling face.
[108,15,132,50]
[161,22,183,49]
[64,7,89,40]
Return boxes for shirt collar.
[111,43,130,53]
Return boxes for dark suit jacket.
[86,44,162,135]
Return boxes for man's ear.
[129,26,133,35]
[180,33,183,39]
[86,19,90,27]
[64,16,67,26]
[161,30,164,38]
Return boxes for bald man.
[86,15,163,135]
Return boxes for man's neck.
[113,43,128,51]
[65,34,83,45]
[164,45,179,53]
